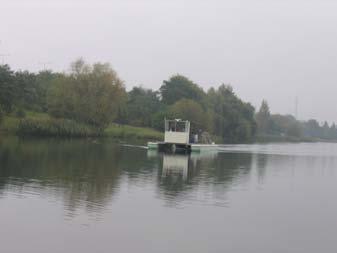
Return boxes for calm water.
[1,137,337,253]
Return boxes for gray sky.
[1,0,337,122]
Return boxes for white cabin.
[164,119,190,144]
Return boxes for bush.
[16,108,26,118]
[17,118,102,137]
[105,124,163,140]
[0,105,4,125]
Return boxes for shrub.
[0,105,4,125]
[17,118,102,137]
[16,108,26,118]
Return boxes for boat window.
[165,120,188,132]
[176,122,186,132]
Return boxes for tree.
[329,123,337,139]
[322,121,330,139]
[35,71,61,112]
[0,65,16,113]
[126,86,163,127]
[286,122,302,137]
[256,100,271,134]
[169,99,210,133]
[160,75,205,105]
[14,70,38,111]
[270,114,297,135]
[0,104,4,125]
[206,84,256,142]
[48,59,127,129]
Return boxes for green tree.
[302,119,321,138]
[48,59,127,129]
[0,104,4,125]
[14,70,38,111]
[329,123,337,139]
[169,99,210,133]
[0,65,16,113]
[126,86,163,127]
[286,122,302,137]
[207,84,256,142]
[322,121,330,139]
[160,75,205,105]
[256,100,271,134]
[35,71,61,112]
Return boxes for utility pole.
[295,96,298,120]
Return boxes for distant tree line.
[255,100,337,141]
[0,59,336,142]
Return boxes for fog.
[1,0,337,122]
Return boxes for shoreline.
[1,115,336,144]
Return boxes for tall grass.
[18,118,102,137]
[105,124,163,140]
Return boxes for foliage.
[0,115,20,133]
[151,110,172,131]
[125,86,163,127]
[160,75,205,105]
[48,59,127,129]
[0,104,3,125]
[255,101,337,140]
[105,124,163,140]
[169,99,210,133]
[14,71,38,110]
[256,100,271,134]
[0,65,16,113]
[3,59,337,142]
[18,118,101,137]
[206,84,256,142]
[16,108,26,118]
[35,71,61,112]
[0,65,61,114]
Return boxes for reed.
[18,118,102,137]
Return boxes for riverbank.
[254,133,318,143]
[105,124,163,140]
[0,113,163,140]
[0,113,331,143]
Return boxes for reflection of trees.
[0,137,147,214]
[0,137,266,212]
[256,154,268,184]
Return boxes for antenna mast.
[295,96,298,120]
[38,61,53,70]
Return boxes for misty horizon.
[1,0,337,122]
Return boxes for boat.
[147,119,219,153]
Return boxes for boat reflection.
[148,150,219,182]
[162,154,189,180]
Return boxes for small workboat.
[147,119,218,153]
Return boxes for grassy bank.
[1,111,50,134]
[0,112,163,140]
[105,124,163,140]
[18,118,102,137]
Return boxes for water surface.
[0,137,336,252]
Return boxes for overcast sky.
[1,0,337,122]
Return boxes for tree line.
[256,100,337,141]
[0,59,336,142]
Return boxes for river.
[0,137,336,252]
